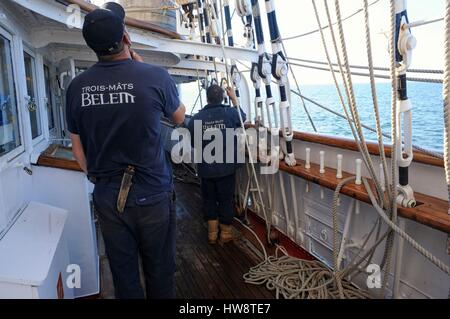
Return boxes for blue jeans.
[201,174,236,225]
[93,181,176,299]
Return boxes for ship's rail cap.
[65,0,183,40]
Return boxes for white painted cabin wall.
[0,3,57,224]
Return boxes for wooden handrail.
[65,0,182,40]
[292,131,444,168]
[278,159,450,234]
[244,124,444,167]
[37,145,83,172]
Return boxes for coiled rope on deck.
[237,216,373,300]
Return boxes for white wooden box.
[0,202,73,299]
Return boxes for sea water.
[183,82,444,152]
[294,82,443,152]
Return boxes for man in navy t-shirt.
[66,3,185,299]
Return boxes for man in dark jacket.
[188,85,246,244]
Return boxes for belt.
[89,166,136,214]
[89,175,123,185]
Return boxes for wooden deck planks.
[173,181,274,299]
[98,180,273,299]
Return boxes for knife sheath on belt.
[117,166,135,214]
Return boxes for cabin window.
[24,52,42,139]
[44,65,55,131]
[0,35,21,157]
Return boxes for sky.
[91,0,445,85]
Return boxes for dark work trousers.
[201,173,236,225]
[93,180,176,299]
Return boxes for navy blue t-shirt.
[66,59,180,196]
[188,104,246,179]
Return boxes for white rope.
[233,0,450,300]
[324,0,385,205]
[292,92,444,159]
[280,41,318,132]
[208,0,272,242]
[281,0,382,41]
[363,179,450,275]
[378,0,400,296]
[287,57,444,75]
[363,0,391,202]
[288,61,444,83]
[406,17,444,29]
[444,0,450,215]
[236,60,445,159]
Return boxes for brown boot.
[208,220,219,244]
[219,224,234,244]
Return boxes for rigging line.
[281,0,382,41]
[324,0,389,291]
[197,68,204,108]
[189,87,202,115]
[264,0,297,167]
[294,93,444,159]
[443,0,450,215]
[204,0,220,80]
[236,60,444,158]
[196,0,207,43]
[213,3,271,243]
[326,0,385,206]
[406,17,444,29]
[363,0,391,203]
[289,62,444,84]
[286,57,444,75]
[363,178,450,275]
[219,0,231,86]
[220,9,236,40]
[280,41,318,132]
[379,0,400,298]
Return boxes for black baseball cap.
[82,2,126,55]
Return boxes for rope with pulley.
[210,0,223,45]
[394,0,417,209]
[220,0,249,120]
[247,0,268,164]
[180,2,196,40]
[196,0,207,43]
[235,0,255,48]
[214,0,273,244]
[251,0,281,163]
[264,0,296,167]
